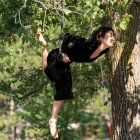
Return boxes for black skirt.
[44,48,73,100]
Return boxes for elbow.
[90,55,93,59]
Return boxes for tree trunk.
[109,2,140,140]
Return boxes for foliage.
[0,0,133,139]
[0,39,110,139]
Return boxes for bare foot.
[36,30,47,47]
[49,119,58,139]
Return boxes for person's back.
[61,33,108,62]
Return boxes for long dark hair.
[88,26,115,46]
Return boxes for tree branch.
[14,0,31,28]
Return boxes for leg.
[49,63,73,139]
[36,32,63,139]
[49,100,64,139]
[42,47,48,71]
[36,31,48,71]
[51,100,64,120]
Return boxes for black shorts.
[44,49,73,100]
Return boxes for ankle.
[42,40,47,46]
[50,118,57,122]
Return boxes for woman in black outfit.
[36,26,115,139]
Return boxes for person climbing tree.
[36,26,116,139]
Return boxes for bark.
[109,2,140,140]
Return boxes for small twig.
[14,0,84,29]
[14,0,32,28]
[34,0,49,10]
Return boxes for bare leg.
[36,31,48,71]
[42,47,48,71]
[51,100,64,120]
[36,32,64,139]
[49,100,64,139]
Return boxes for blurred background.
[0,0,126,139]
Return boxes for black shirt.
[61,33,109,62]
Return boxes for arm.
[90,48,109,60]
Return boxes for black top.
[61,33,109,62]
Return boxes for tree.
[108,1,140,139]
[0,1,111,139]
[1,0,140,139]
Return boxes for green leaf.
[64,9,72,15]
[119,13,132,30]
[119,21,127,30]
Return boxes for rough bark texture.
[109,2,140,140]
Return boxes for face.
[101,31,115,48]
